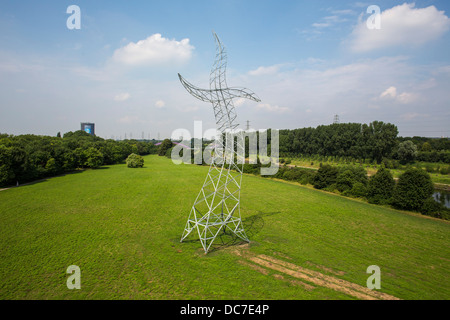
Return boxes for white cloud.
[255,103,289,113]
[348,3,450,52]
[380,86,397,99]
[248,65,280,76]
[379,86,417,104]
[114,92,130,101]
[310,13,350,29]
[112,33,194,66]
[312,22,332,28]
[233,98,247,107]
[234,55,446,132]
[331,9,357,15]
[155,100,165,108]
[396,92,417,104]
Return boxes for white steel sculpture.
[178,32,261,253]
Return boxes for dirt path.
[232,245,400,300]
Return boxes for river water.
[433,190,450,209]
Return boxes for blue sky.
[1,0,450,139]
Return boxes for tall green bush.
[367,167,395,205]
[336,166,368,195]
[313,164,338,189]
[126,153,144,168]
[392,168,434,211]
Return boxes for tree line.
[242,161,449,220]
[159,121,450,166]
[0,130,157,187]
[278,121,450,164]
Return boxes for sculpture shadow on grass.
[179,211,281,254]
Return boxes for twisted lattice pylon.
[178,32,261,253]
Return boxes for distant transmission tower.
[246,120,250,131]
[333,114,340,124]
[178,32,261,253]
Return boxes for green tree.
[420,197,445,218]
[83,147,103,168]
[392,168,434,211]
[126,153,144,168]
[62,150,77,171]
[397,140,418,164]
[367,167,395,204]
[421,142,432,152]
[335,166,368,197]
[165,147,174,159]
[336,170,355,193]
[45,158,58,175]
[0,145,15,186]
[158,139,173,156]
[313,164,338,189]
[349,182,368,198]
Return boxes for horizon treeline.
[0,130,157,187]
[277,121,450,163]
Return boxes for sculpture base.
[181,213,249,254]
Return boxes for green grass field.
[0,155,449,300]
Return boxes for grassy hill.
[0,155,449,299]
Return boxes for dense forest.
[0,130,157,187]
[277,121,450,163]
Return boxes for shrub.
[440,166,449,175]
[299,171,315,185]
[381,158,393,169]
[346,182,368,198]
[280,167,315,184]
[336,166,368,194]
[165,147,173,159]
[243,163,260,175]
[392,168,434,211]
[420,197,443,218]
[336,170,354,193]
[323,183,337,192]
[282,169,297,181]
[313,164,338,189]
[425,164,435,173]
[126,153,144,168]
[367,167,395,205]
